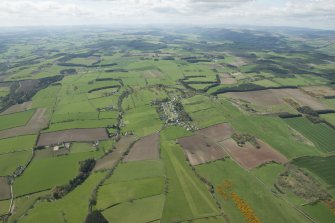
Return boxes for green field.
[0,150,32,176]
[196,159,308,223]
[19,172,106,223]
[161,140,220,222]
[97,177,164,209]
[321,113,335,126]
[285,117,335,153]
[102,194,165,223]
[292,156,335,187]
[0,110,35,131]
[13,151,102,196]
[0,135,37,154]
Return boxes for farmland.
[0,26,335,223]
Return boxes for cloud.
[0,0,334,29]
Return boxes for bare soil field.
[301,86,335,98]
[0,108,49,139]
[227,89,327,110]
[0,177,11,200]
[196,123,233,142]
[220,138,287,170]
[219,73,237,84]
[94,135,137,171]
[37,128,109,147]
[179,134,227,165]
[1,101,33,115]
[124,133,160,162]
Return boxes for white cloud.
[0,0,334,29]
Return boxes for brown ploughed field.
[220,138,287,170]
[196,123,233,142]
[179,134,226,166]
[37,128,109,147]
[124,133,160,162]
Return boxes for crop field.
[124,133,160,162]
[220,138,288,170]
[1,27,335,223]
[37,128,109,147]
[285,117,335,153]
[94,135,136,171]
[292,156,335,187]
[196,123,233,142]
[179,134,226,165]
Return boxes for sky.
[1,0,335,29]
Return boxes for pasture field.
[0,199,9,216]
[0,151,32,176]
[285,117,335,153]
[251,163,285,187]
[13,151,102,196]
[301,202,335,223]
[9,191,50,223]
[102,194,165,223]
[0,110,35,131]
[97,177,165,209]
[196,159,308,223]
[321,113,335,126]
[70,142,95,153]
[160,140,221,222]
[122,105,162,137]
[103,160,165,184]
[160,126,192,140]
[0,135,36,154]
[19,172,106,223]
[182,95,227,128]
[292,156,335,187]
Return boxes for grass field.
[0,110,35,131]
[102,194,165,223]
[285,117,335,153]
[0,150,32,176]
[0,199,10,215]
[292,156,335,187]
[161,140,220,222]
[301,202,335,223]
[97,177,164,209]
[196,159,308,223]
[321,113,335,126]
[104,160,165,184]
[0,135,37,154]
[13,151,102,196]
[19,172,106,223]
[252,163,285,187]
